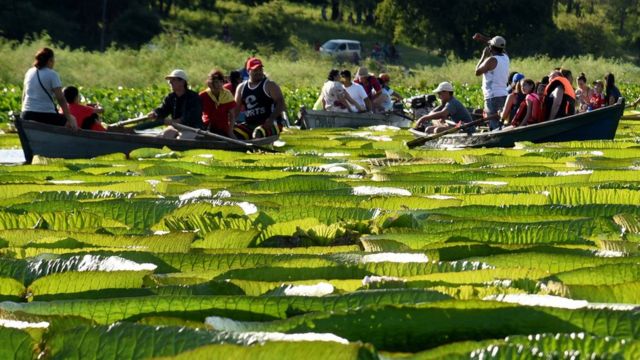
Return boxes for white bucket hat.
[489,36,506,49]
[165,69,188,81]
[433,81,454,93]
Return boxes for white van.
[319,39,361,61]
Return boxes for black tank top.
[241,78,274,126]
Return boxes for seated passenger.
[575,72,592,113]
[138,69,203,139]
[321,69,361,112]
[62,86,106,131]
[414,82,474,134]
[511,79,543,127]
[200,69,236,137]
[232,57,285,139]
[340,69,370,112]
[589,80,606,110]
[354,67,382,110]
[500,73,525,124]
[377,73,403,112]
[544,69,576,120]
[604,72,621,106]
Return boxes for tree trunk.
[566,0,573,13]
[331,0,340,21]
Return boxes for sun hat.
[165,69,188,81]
[488,36,506,49]
[433,81,454,93]
[246,57,263,70]
[356,67,369,79]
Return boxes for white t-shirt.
[321,80,349,112]
[344,82,368,111]
[482,53,509,99]
[22,67,62,113]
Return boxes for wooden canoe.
[409,98,625,148]
[15,119,278,163]
[300,109,413,129]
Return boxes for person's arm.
[147,94,172,120]
[475,47,497,76]
[364,97,373,112]
[548,88,564,120]
[265,81,285,126]
[230,83,245,127]
[53,87,77,129]
[416,108,450,127]
[520,98,533,126]
[500,94,515,121]
[341,90,364,111]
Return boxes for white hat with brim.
[489,36,506,49]
[433,81,454,93]
[165,69,188,81]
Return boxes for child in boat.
[589,80,606,110]
[62,86,106,131]
[511,79,543,127]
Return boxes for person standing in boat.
[414,82,473,134]
[200,69,236,137]
[544,69,576,120]
[20,48,77,129]
[139,69,202,138]
[475,36,509,130]
[232,57,285,139]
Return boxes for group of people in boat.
[20,48,284,140]
[21,44,625,140]
[313,67,402,113]
[415,35,623,135]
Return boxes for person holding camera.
[474,35,509,131]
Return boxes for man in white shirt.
[475,36,509,130]
[340,69,371,112]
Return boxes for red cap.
[246,57,263,70]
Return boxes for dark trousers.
[21,111,66,126]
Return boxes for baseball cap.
[246,57,263,70]
[512,73,525,83]
[165,69,188,81]
[489,36,506,49]
[433,81,454,93]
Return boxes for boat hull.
[410,98,625,148]
[15,119,277,162]
[302,109,412,129]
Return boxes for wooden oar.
[172,123,278,153]
[406,114,499,149]
[625,96,640,109]
[107,115,149,128]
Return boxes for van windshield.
[322,41,339,50]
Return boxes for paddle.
[171,122,278,153]
[107,115,149,128]
[406,114,499,149]
[625,96,640,109]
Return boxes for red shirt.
[223,82,237,95]
[199,89,236,135]
[354,76,382,97]
[589,92,605,110]
[68,103,106,131]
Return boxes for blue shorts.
[484,96,507,130]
